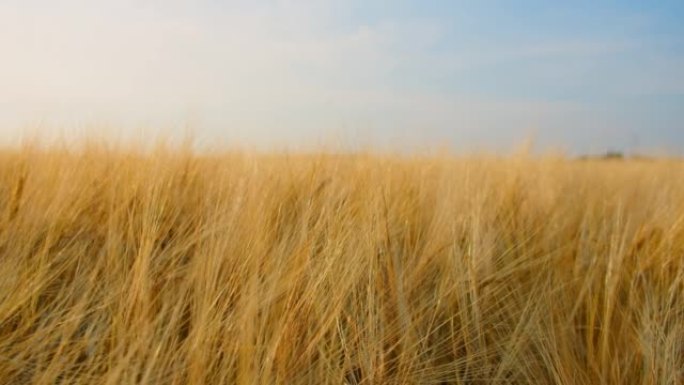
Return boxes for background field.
[0,145,683,384]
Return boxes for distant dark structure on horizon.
[576,150,628,161]
[575,150,664,162]
[603,151,624,159]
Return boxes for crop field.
[0,145,682,384]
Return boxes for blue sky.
[0,0,682,153]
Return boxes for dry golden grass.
[0,144,683,384]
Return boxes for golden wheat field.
[0,144,682,384]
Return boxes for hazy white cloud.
[0,0,443,146]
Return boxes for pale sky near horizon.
[1,1,682,153]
